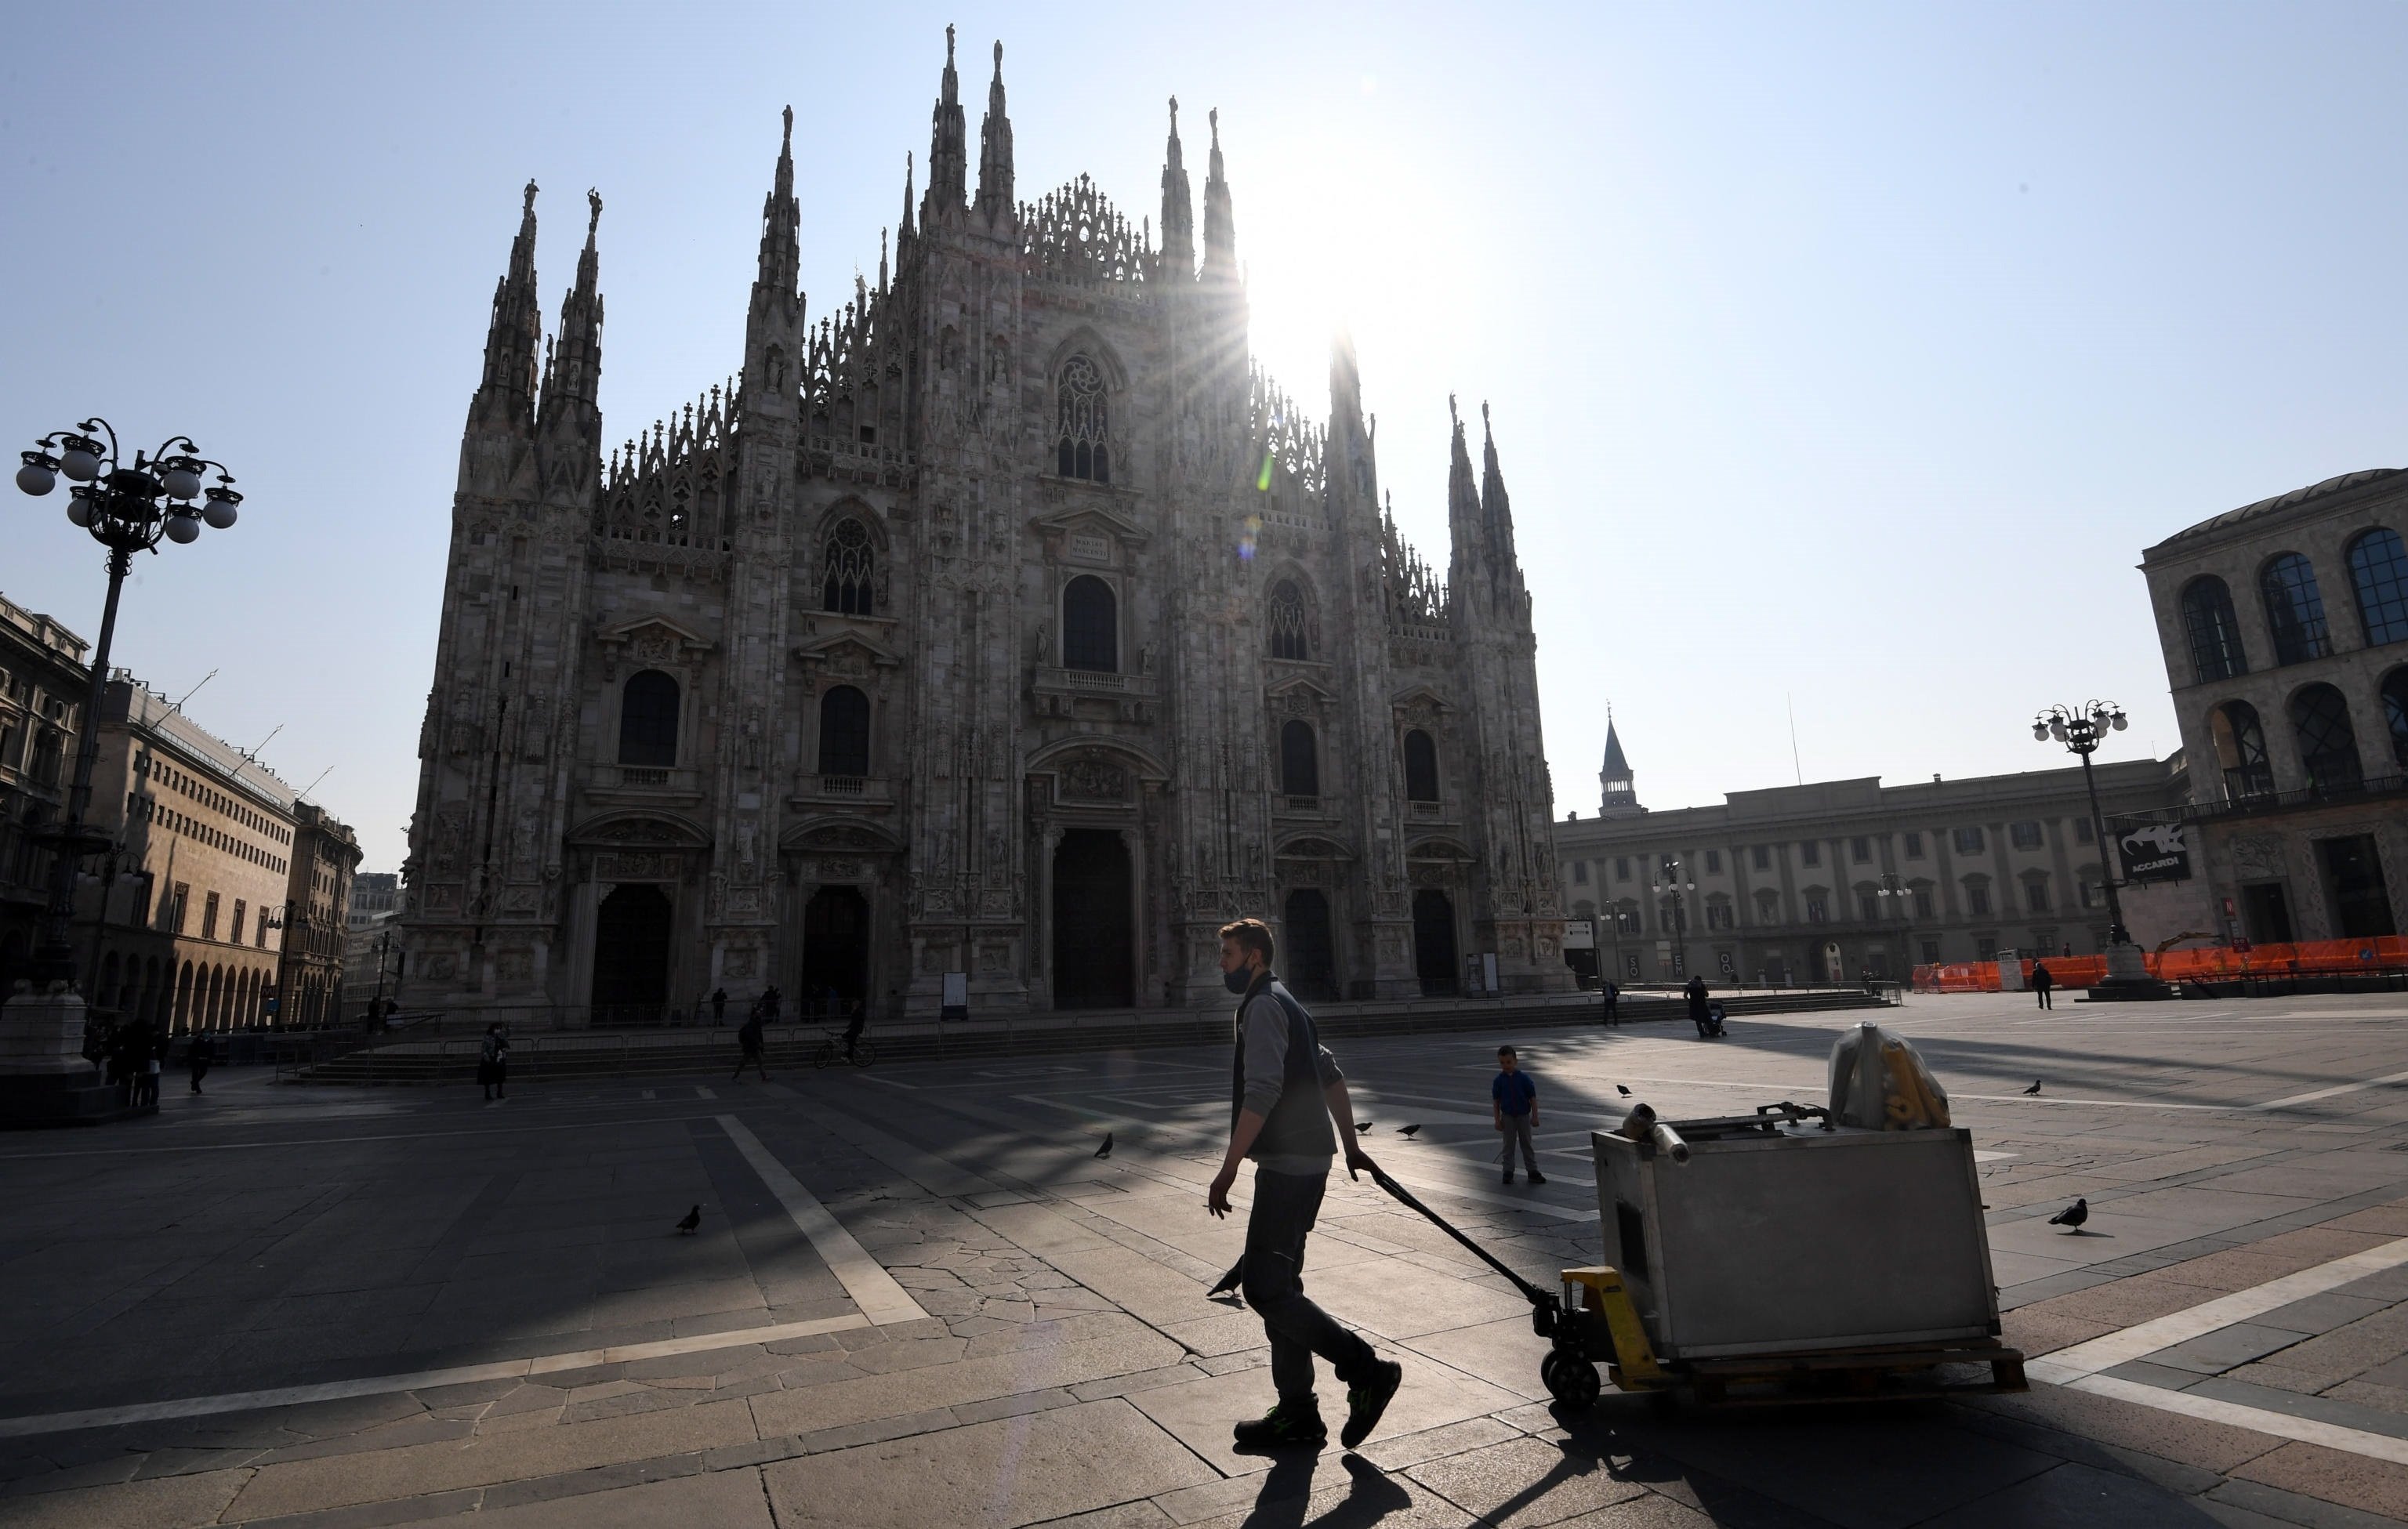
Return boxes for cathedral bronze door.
[1413,890,1459,997]
[592,884,673,1024]
[801,886,871,1019]
[1051,829,1133,1008]
[1283,890,1338,1001]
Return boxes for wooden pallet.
[1676,1342,2025,1407]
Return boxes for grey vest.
[1230,973,1336,1161]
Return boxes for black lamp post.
[15,420,242,988]
[1877,869,1914,978]
[1652,857,1696,979]
[2033,701,2170,998]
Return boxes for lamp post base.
[0,982,148,1126]
[2081,942,2174,1002]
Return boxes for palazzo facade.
[401,32,1570,1019]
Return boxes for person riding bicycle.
[840,1000,866,1059]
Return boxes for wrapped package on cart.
[1827,1019,1950,1129]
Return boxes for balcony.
[789,774,897,810]
[1035,665,1159,698]
[2115,770,2408,829]
[582,763,706,806]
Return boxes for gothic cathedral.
[401,31,1569,1019]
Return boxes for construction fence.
[1913,936,2408,993]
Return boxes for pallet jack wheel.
[1543,1352,1600,1410]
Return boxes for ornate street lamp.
[2032,701,2167,997]
[1877,869,1915,977]
[1651,857,1696,980]
[15,418,242,987]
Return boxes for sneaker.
[1528,1172,1547,1186]
[1341,1360,1404,1450]
[1232,1401,1325,1450]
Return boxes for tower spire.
[1159,96,1194,277]
[925,24,966,219]
[899,151,916,244]
[974,38,1014,223]
[471,179,542,433]
[1599,717,1641,815]
[1479,400,1520,569]
[539,189,604,437]
[756,106,800,294]
[1202,107,1236,281]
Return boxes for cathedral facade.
[400,31,1570,1020]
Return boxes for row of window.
[169,882,274,949]
[1583,872,2099,931]
[2181,528,2408,683]
[145,756,292,846]
[1566,819,2092,886]
[131,794,291,875]
[2205,668,2408,799]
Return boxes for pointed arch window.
[2261,553,2333,665]
[2209,700,2273,800]
[2290,683,2362,793]
[1062,575,1118,673]
[1280,720,1318,797]
[822,517,876,614]
[1402,729,1440,803]
[618,671,680,767]
[1056,354,1109,483]
[1268,580,1311,661]
[2348,528,2408,647]
[818,685,870,777]
[2181,576,2248,683]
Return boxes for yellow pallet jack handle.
[1561,1266,1669,1387]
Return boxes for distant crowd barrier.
[1913,936,2408,994]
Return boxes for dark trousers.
[1242,1168,1378,1405]
[1601,997,1618,1026]
[2035,987,2052,1009]
[734,1049,766,1080]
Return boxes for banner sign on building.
[2120,822,2192,883]
[1563,920,1596,951]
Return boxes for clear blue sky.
[5,2,2403,870]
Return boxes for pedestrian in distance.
[734,1010,767,1082]
[1685,973,1711,1037]
[187,1029,214,1095]
[840,998,866,1060]
[478,1023,510,1102]
[125,1017,158,1108]
[1600,978,1619,1027]
[2031,961,2054,1010]
[1207,916,1402,1454]
[761,985,782,1025]
[710,987,728,1027]
[1492,1045,1544,1185]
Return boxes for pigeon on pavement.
[1094,1132,1115,1159]
[1616,1085,1632,1097]
[2022,1080,2043,1096]
[1207,1255,1245,1299]
[1355,1121,1373,1132]
[2048,1198,2089,1232]
[675,1205,702,1236]
[1398,1124,1422,1138]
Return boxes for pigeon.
[2022,1080,2043,1096]
[1208,1255,1245,1299]
[1397,1124,1422,1138]
[2048,1198,2089,1232]
[674,1205,702,1236]
[1616,1085,1632,1097]
[1094,1132,1115,1160]
[1355,1121,1373,1132]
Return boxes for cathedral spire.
[539,189,604,435]
[756,106,800,295]
[974,38,1014,224]
[1202,107,1237,281]
[899,152,916,245]
[925,25,966,220]
[471,179,542,433]
[1479,400,1520,570]
[1159,96,1194,278]
[1445,394,1479,560]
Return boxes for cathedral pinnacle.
[900,151,916,241]
[974,36,1014,224]
[927,24,967,217]
[471,179,542,433]
[1159,95,1194,276]
[1202,107,1236,280]
[756,108,800,295]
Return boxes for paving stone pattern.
[5,994,2408,1524]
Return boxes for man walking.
[1685,973,1711,1036]
[185,1028,212,1096]
[1208,917,1402,1453]
[1600,977,1619,1027]
[733,1009,767,1082]
[1492,1046,1545,1184]
[710,987,729,1027]
[2031,961,2055,1010]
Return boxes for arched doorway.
[1413,890,1458,997]
[1052,830,1133,1008]
[1283,890,1338,1001]
[800,886,871,1020]
[592,884,674,1024]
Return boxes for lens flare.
[1238,513,1261,561]
[1256,451,1276,492]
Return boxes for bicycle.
[811,1028,876,1069]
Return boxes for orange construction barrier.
[1912,937,2408,994]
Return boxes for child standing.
[1492,1046,1545,1186]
